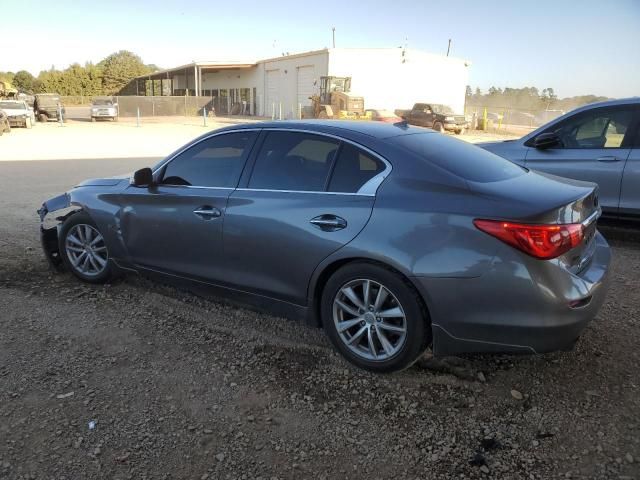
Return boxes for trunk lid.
[469,170,601,273]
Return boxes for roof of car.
[220,120,434,139]
[571,97,640,111]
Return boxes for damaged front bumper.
[38,192,72,269]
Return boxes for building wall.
[257,50,329,118]
[327,48,469,114]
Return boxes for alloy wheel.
[333,279,407,361]
[65,224,108,277]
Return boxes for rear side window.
[328,143,385,193]
[391,133,524,183]
[249,132,339,191]
[161,131,256,188]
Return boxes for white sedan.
[0,100,35,128]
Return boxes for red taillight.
[474,219,584,260]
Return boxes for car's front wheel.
[59,211,113,284]
[322,262,431,372]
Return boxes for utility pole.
[332,27,336,48]
[446,38,452,57]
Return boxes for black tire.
[321,262,431,373]
[433,122,444,133]
[59,211,113,284]
[38,113,48,123]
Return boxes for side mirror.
[533,132,561,149]
[131,167,154,187]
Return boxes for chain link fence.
[59,96,235,117]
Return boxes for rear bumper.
[412,232,611,356]
[443,122,467,132]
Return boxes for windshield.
[432,104,454,114]
[92,99,113,106]
[0,102,24,109]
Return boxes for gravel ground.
[0,156,639,479]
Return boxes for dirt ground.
[0,122,638,480]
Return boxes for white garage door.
[265,70,279,117]
[296,66,315,107]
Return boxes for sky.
[1,0,639,98]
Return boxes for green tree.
[12,70,36,92]
[0,71,15,84]
[99,50,155,94]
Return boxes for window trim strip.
[151,126,392,196]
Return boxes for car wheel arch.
[307,257,432,332]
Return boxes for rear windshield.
[390,133,525,182]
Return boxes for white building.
[133,48,471,117]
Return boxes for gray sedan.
[479,98,640,219]
[38,121,610,372]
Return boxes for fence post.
[298,103,302,120]
[272,103,275,120]
[279,102,282,120]
[58,104,64,126]
[483,107,488,131]
[203,107,207,127]
[498,110,504,130]
[152,99,155,117]
[184,96,187,117]
[136,107,140,127]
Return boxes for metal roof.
[217,119,434,139]
[134,61,256,79]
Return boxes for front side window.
[552,108,634,149]
[161,131,256,188]
[248,132,339,191]
[328,143,385,193]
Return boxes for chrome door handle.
[193,206,221,219]
[310,214,347,231]
[596,156,620,162]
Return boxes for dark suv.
[34,94,65,122]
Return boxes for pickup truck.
[395,103,468,134]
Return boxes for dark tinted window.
[249,132,339,191]
[391,133,524,183]
[549,108,634,149]
[161,132,256,187]
[328,143,385,193]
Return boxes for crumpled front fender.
[38,192,71,223]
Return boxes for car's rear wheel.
[59,212,113,284]
[38,113,48,123]
[321,262,431,372]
